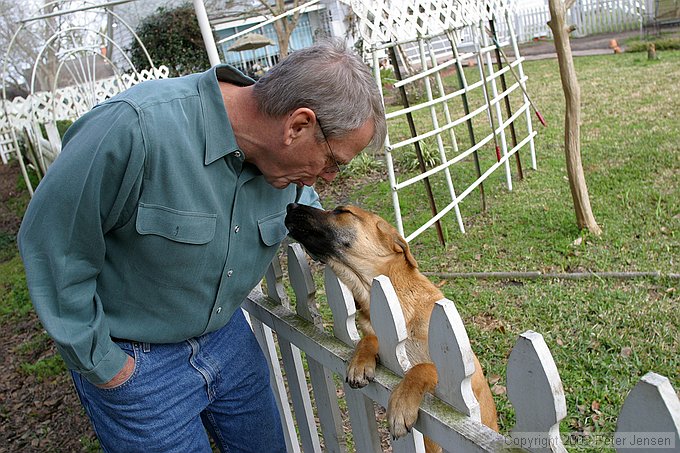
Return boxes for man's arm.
[18,100,145,386]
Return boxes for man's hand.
[96,355,135,389]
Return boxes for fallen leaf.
[572,237,583,246]
[488,374,502,385]
[491,384,506,395]
[620,347,632,358]
[591,400,601,413]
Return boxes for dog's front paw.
[387,381,421,439]
[346,354,376,388]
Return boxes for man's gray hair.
[252,39,386,153]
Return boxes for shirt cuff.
[77,342,130,385]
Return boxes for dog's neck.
[329,262,373,310]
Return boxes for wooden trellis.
[347,0,539,243]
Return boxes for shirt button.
[234,151,241,158]
[234,225,240,233]
[216,307,222,314]
[227,269,233,277]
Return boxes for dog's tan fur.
[285,204,498,451]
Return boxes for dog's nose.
[286,203,299,214]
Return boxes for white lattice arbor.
[1,0,167,195]
[345,0,539,243]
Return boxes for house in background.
[210,0,355,76]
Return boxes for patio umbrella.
[228,33,275,52]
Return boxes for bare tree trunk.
[260,0,301,57]
[547,0,602,235]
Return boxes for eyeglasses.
[317,119,345,175]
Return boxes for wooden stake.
[547,0,602,235]
[489,18,524,180]
[446,31,487,212]
[388,44,446,246]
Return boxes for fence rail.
[242,243,680,453]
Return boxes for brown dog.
[285,203,499,451]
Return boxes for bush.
[127,3,211,77]
[627,37,680,52]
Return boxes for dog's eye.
[333,207,350,215]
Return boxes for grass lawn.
[1,49,678,452]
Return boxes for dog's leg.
[346,334,378,388]
[472,355,499,432]
[424,436,443,453]
[387,362,438,438]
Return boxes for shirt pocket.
[131,203,217,287]
[257,210,288,247]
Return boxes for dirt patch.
[0,163,23,236]
[0,162,96,452]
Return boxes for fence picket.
[264,255,288,305]
[507,330,567,453]
[615,372,680,452]
[370,275,430,451]
[279,340,323,452]
[323,267,361,347]
[392,432,424,453]
[369,275,412,374]
[343,383,383,452]
[428,300,481,421]
[288,245,346,453]
[271,248,321,452]
[248,314,302,453]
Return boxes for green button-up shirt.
[18,65,320,385]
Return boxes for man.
[18,39,386,452]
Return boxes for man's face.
[262,119,375,189]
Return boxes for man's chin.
[265,176,314,190]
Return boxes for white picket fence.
[512,0,646,42]
[242,243,680,452]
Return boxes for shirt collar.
[198,64,255,165]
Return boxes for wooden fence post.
[507,330,567,453]
[615,372,680,452]
[252,257,300,453]
[370,275,423,452]
[288,244,346,453]
[428,300,481,422]
[324,267,382,452]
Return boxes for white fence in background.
[0,66,169,194]
[512,0,646,42]
[243,244,680,452]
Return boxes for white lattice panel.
[1,66,169,132]
[345,0,516,44]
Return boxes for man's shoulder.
[104,73,203,111]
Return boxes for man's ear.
[283,108,316,145]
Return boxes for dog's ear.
[393,235,418,268]
[377,220,418,268]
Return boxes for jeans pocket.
[98,341,139,392]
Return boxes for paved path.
[517,27,679,60]
[518,30,639,60]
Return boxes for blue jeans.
[71,309,285,453]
